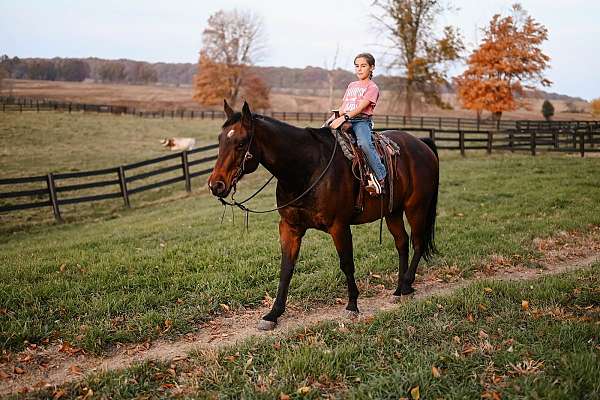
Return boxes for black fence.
[3,95,599,132]
[0,144,218,222]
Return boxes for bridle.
[217,116,339,218]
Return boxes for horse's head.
[207,100,260,198]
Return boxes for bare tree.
[372,0,464,116]
[194,9,266,107]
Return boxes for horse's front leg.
[258,219,305,330]
[330,224,359,316]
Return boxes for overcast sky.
[1,0,598,100]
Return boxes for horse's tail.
[420,137,439,261]
[420,137,438,159]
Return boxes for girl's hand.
[330,116,346,129]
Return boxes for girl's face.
[354,57,374,80]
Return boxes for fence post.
[459,130,465,156]
[191,110,194,119]
[420,116,424,128]
[438,117,442,130]
[47,173,63,223]
[211,111,215,120]
[509,130,514,152]
[579,130,585,157]
[531,131,536,156]
[117,166,131,208]
[403,115,406,126]
[283,111,286,120]
[457,118,461,130]
[182,151,191,192]
[36,100,39,112]
[429,129,435,142]
[386,115,389,127]
[487,131,493,154]
[19,104,22,113]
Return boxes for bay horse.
[208,100,439,330]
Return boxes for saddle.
[330,120,400,213]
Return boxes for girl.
[330,52,386,195]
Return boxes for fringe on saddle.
[331,127,400,213]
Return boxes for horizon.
[1,0,599,101]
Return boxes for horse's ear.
[224,99,234,119]
[241,101,252,128]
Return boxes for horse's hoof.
[345,310,360,319]
[257,319,277,331]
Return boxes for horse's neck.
[254,120,322,184]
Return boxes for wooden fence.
[3,95,599,132]
[0,144,218,222]
[2,125,599,222]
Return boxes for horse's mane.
[222,112,333,144]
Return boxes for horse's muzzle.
[208,180,228,198]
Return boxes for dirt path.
[2,228,599,396]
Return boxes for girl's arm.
[344,99,371,118]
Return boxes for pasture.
[19,264,600,399]
[1,111,599,397]
[2,112,600,346]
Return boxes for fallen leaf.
[372,274,382,279]
[452,335,461,344]
[245,356,254,368]
[521,300,529,311]
[410,385,420,400]
[297,386,311,395]
[164,319,173,332]
[484,287,493,294]
[432,366,442,378]
[219,303,230,312]
[481,390,501,400]
[0,370,10,380]
[273,341,282,350]
[52,389,66,399]
[14,366,25,374]
[478,330,489,339]
[59,341,83,355]
[68,365,82,375]
[279,394,290,400]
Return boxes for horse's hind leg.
[330,224,359,315]
[402,202,430,295]
[385,211,410,297]
[259,220,306,330]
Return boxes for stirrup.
[366,173,384,196]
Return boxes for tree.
[455,4,551,121]
[541,99,554,121]
[56,59,90,81]
[127,62,157,84]
[591,98,600,118]
[193,9,268,108]
[372,0,464,116]
[98,62,127,83]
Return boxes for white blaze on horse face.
[227,129,236,138]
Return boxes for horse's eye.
[237,141,247,150]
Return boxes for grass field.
[1,112,599,356]
[18,264,600,399]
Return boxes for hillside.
[0,56,591,118]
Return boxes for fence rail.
[3,95,599,132]
[2,96,599,222]
[0,143,218,221]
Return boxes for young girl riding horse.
[329,52,386,195]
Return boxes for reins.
[218,122,339,222]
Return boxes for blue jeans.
[351,119,386,181]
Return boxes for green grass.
[19,263,600,399]
[1,112,599,354]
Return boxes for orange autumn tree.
[193,9,270,109]
[455,4,551,121]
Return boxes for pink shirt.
[340,80,379,116]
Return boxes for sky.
[1,0,598,100]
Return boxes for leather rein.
[218,118,339,216]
